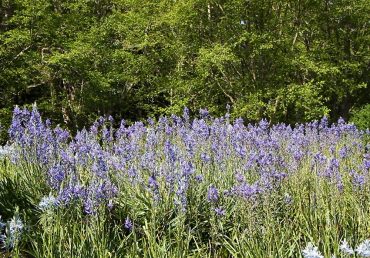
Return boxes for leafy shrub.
[350,104,370,130]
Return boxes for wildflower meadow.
[0,106,369,257]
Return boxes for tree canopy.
[1,0,369,140]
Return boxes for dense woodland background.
[0,0,369,143]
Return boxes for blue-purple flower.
[124,217,133,231]
[207,185,219,202]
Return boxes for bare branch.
[11,45,32,62]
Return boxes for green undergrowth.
[1,156,370,258]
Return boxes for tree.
[0,0,369,143]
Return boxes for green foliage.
[0,108,12,144]
[0,0,369,130]
[350,104,370,130]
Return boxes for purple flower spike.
[148,175,159,190]
[124,217,133,231]
[214,207,226,217]
[207,185,219,202]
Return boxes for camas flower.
[39,195,58,211]
[124,217,133,231]
[302,242,324,258]
[356,239,370,257]
[1,214,24,249]
[199,108,209,119]
[339,239,354,255]
[284,193,293,205]
[214,207,225,217]
[148,175,159,190]
[0,145,13,158]
[195,175,203,182]
[9,215,23,236]
[207,185,219,202]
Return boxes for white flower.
[9,215,23,235]
[38,195,58,211]
[302,242,324,258]
[284,192,293,204]
[0,145,12,157]
[340,239,354,255]
[1,214,24,249]
[356,240,370,257]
